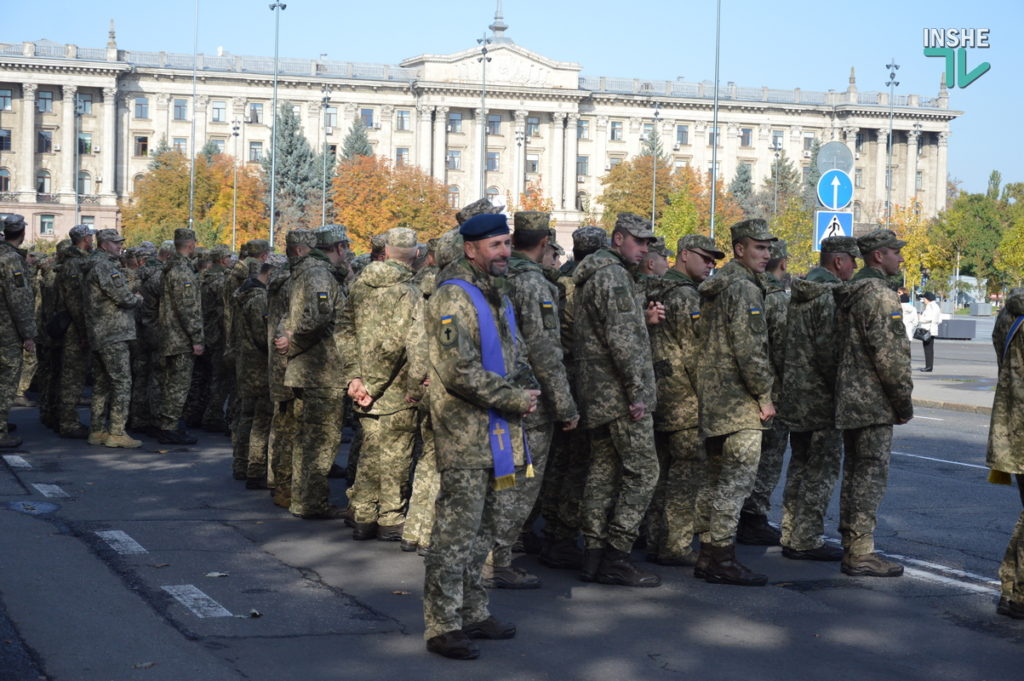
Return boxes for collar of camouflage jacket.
[0,241,27,259]
[438,255,505,300]
[851,266,889,283]
[508,251,542,275]
[791,268,839,303]
[662,268,697,289]
[698,259,756,298]
[358,259,413,288]
[571,248,626,287]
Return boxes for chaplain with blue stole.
[421,211,541,660]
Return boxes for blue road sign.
[814,211,853,251]
[817,169,854,210]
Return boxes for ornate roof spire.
[490,1,511,43]
[107,19,117,49]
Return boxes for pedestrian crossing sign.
[814,211,854,252]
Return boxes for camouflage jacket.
[234,278,270,398]
[279,251,344,388]
[572,248,656,429]
[55,246,91,338]
[84,250,139,346]
[427,257,532,472]
[159,253,203,356]
[266,266,293,402]
[137,259,163,348]
[557,260,579,359]
[761,273,789,403]
[696,259,773,438]
[0,241,36,345]
[506,252,577,427]
[412,263,439,299]
[338,260,425,416]
[987,290,1024,474]
[200,263,227,348]
[778,267,841,432]
[222,258,251,364]
[834,267,913,429]
[651,269,702,432]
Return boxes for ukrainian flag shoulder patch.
[440,315,454,324]
[689,311,701,320]
[541,301,554,310]
[749,307,762,315]
[890,312,903,320]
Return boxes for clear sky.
[5,0,1020,194]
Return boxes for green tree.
[932,192,1004,293]
[341,118,373,160]
[987,170,1002,200]
[199,139,221,162]
[261,103,320,232]
[997,211,1024,286]
[768,197,815,275]
[801,139,822,211]
[756,149,802,222]
[728,163,758,218]
[596,155,673,230]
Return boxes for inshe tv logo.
[923,28,991,89]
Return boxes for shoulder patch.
[689,311,701,320]
[111,272,121,279]
[541,301,554,310]
[890,312,902,320]
[439,314,458,347]
[12,270,25,287]
[183,281,193,288]
[317,291,328,300]
[749,307,762,315]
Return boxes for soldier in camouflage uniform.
[157,228,204,445]
[422,213,538,660]
[36,245,67,431]
[51,225,95,438]
[572,212,664,587]
[834,229,913,577]
[694,218,777,586]
[132,240,174,435]
[340,227,425,538]
[777,236,859,561]
[234,260,274,488]
[83,230,143,448]
[225,239,271,433]
[14,251,41,407]
[184,248,215,427]
[0,215,36,448]
[635,236,671,302]
[126,241,155,432]
[266,255,297,506]
[198,245,232,431]
[483,212,579,589]
[646,234,724,566]
[987,288,1024,619]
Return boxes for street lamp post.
[74,94,83,223]
[514,129,525,199]
[477,33,492,202]
[650,108,660,228]
[268,1,286,248]
[320,83,331,225]
[231,119,240,251]
[885,59,900,229]
[709,0,722,241]
[188,0,199,229]
[772,140,782,225]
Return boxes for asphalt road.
[0,402,1020,681]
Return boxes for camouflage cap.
[456,197,501,225]
[614,213,656,241]
[676,234,725,260]
[159,239,176,253]
[385,227,418,249]
[247,259,265,277]
[572,226,609,252]
[96,228,126,243]
[194,246,211,265]
[245,238,271,257]
[435,228,464,269]
[513,211,550,233]
[770,239,788,261]
[821,236,861,258]
[285,229,317,248]
[370,233,387,252]
[315,225,345,248]
[68,224,96,242]
[173,227,197,244]
[137,240,157,256]
[1,213,26,234]
[210,244,232,261]
[426,237,439,255]
[857,228,906,255]
[650,236,673,258]
[729,218,777,244]
[549,241,565,258]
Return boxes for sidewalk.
[909,334,996,414]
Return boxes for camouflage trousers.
[998,477,1024,604]
[350,408,417,527]
[90,342,132,436]
[742,419,790,518]
[16,343,37,397]
[539,425,588,542]
[0,342,23,434]
[37,343,60,426]
[58,326,89,431]
[647,428,706,560]
[267,397,299,492]
[491,423,553,567]
[288,388,345,517]
[184,354,211,427]
[581,413,659,554]
[839,424,893,555]
[780,428,842,551]
[128,339,153,428]
[201,346,231,428]
[158,353,195,431]
[423,468,500,640]
[404,411,438,548]
[233,394,272,480]
[699,429,762,547]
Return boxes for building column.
[432,106,448,184]
[472,107,487,201]
[512,110,527,201]
[380,104,394,164]
[594,115,608,179]
[17,83,37,197]
[195,95,209,155]
[875,128,888,221]
[117,92,132,198]
[415,105,433,174]
[60,85,77,197]
[936,131,949,211]
[905,127,920,209]
[548,112,565,210]
[101,86,117,199]
[563,113,579,211]
[843,125,858,163]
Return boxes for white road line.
[914,416,944,421]
[95,530,148,555]
[2,454,30,469]
[903,567,999,596]
[161,585,233,618]
[892,451,989,470]
[31,483,69,498]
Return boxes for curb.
[912,397,991,416]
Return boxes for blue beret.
[459,213,509,242]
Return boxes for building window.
[643,122,654,139]
[853,202,861,221]
[525,154,539,174]
[39,214,55,236]
[0,129,10,152]
[446,149,461,170]
[526,116,540,137]
[395,147,409,166]
[134,135,149,157]
[740,127,753,147]
[76,93,93,115]
[916,170,924,191]
[610,121,623,141]
[708,127,719,147]
[395,109,410,131]
[447,112,462,134]
[803,133,815,151]
[360,108,374,128]
[487,114,502,136]
[0,169,10,192]
[134,97,149,119]
[327,144,337,157]
[577,119,589,140]
[708,160,720,175]
[133,174,145,191]
[37,130,53,153]
[248,141,263,162]
[576,155,589,177]
[209,138,225,154]
[673,158,688,170]
[486,186,500,202]
[173,99,188,121]
[80,215,95,225]
[855,168,863,188]
[77,171,91,195]
[771,129,784,150]
[36,169,51,193]
[324,106,338,128]
[610,157,625,169]
[486,151,500,172]
[676,125,688,145]
[885,167,892,190]
[78,132,92,154]
[0,89,11,111]
[447,185,460,209]
[248,102,263,124]
[37,90,54,113]
[211,100,226,122]
[173,137,188,154]
[855,132,864,152]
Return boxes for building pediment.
[400,43,581,90]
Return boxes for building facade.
[0,19,961,245]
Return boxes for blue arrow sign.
[817,169,853,210]
[814,211,853,251]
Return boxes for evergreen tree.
[199,139,222,162]
[148,136,174,171]
[728,163,758,217]
[802,139,822,211]
[987,170,1002,200]
[641,124,665,160]
[261,103,320,231]
[753,149,802,221]
[341,118,373,160]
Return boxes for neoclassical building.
[0,14,961,244]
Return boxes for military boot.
[997,597,1024,620]
[693,543,713,579]
[736,513,781,546]
[702,544,768,586]
[377,522,405,542]
[59,423,90,440]
[595,549,662,587]
[426,630,479,660]
[841,552,904,577]
[105,432,143,449]
[352,521,378,540]
[538,537,583,570]
[0,433,22,449]
[579,548,604,583]
[482,563,541,589]
[87,430,109,446]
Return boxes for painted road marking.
[2,455,30,469]
[161,585,233,618]
[914,416,944,421]
[893,451,988,470]
[95,530,148,555]
[31,483,69,498]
